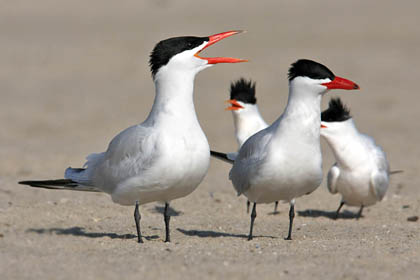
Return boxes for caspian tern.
[211,78,279,213]
[228,59,359,240]
[321,98,396,219]
[19,31,247,244]
[226,78,268,148]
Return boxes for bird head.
[320,97,353,139]
[226,78,257,114]
[149,31,247,79]
[288,59,360,97]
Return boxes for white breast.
[107,123,210,205]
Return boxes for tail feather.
[390,170,404,175]
[65,167,91,185]
[210,150,235,164]
[18,179,100,192]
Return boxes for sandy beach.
[1,1,419,279]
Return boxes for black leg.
[246,200,250,214]
[356,205,364,220]
[248,203,257,241]
[285,203,295,240]
[274,201,279,213]
[334,201,345,220]
[134,201,143,243]
[164,202,171,242]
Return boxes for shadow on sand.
[267,210,281,216]
[297,209,363,220]
[177,228,277,239]
[149,205,183,216]
[27,226,159,240]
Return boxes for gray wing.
[229,129,272,195]
[327,164,340,194]
[360,134,390,173]
[370,170,389,201]
[66,124,157,193]
[363,134,390,201]
[227,152,238,161]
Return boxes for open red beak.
[322,76,360,90]
[225,99,244,111]
[321,124,328,128]
[194,30,248,64]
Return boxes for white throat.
[232,104,268,147]
[145,68,198,126]
[276,83,323,138]
[321,119,366,169]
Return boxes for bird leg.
[246,200,250,214]
[134,201,143,243]
[274,201,279,214]
[248,203,257,241]
[356,205,364,220]
[335,201,345,220]
[285,201,295,240]
[164,202,171,242]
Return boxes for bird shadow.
[267,210,281,216]
[177,228,277,239]
[26,226,159,241]
[149,205,183,216]
[297,209,362,220]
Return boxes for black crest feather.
[149,36,209,78]
[230,78,257,104]
[288,59,335,81]
[321,98,351,122]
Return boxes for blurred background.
[1,1,419,279]
[2,0,419,180]
[1,1,419,181]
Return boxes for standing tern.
[19,30,247,243]
[210,78,279,213]
[228,59,359,240]
[226,78,268,148]
[321,98,396,219]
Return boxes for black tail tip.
[18,181,30,185]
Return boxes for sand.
[1,1,419,279]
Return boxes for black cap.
[149,36,209,77]
[230,78,257,104]
[321,98,351,122]
[288,59,335,82]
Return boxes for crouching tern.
[19,30,247,243]
[228,59,359,240]
[320,98,400,219]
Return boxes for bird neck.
[322,120,366,169]
[232,104,267,146]
[145,70,198,126]
[275,86,322,138]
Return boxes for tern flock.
[19,31,395,244]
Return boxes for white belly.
[111,131,210,206]
[244,150,323,204]
[337,171,377,207]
